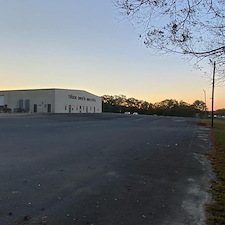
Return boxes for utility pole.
[203,89,207,117]
[211,61,216,128]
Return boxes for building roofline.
[1,88,77,92]
[0,88,101,97]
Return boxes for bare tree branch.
[114,0,225,78]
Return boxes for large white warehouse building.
[0,88,102,113]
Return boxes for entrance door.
[47,104,51,113]
[69,105,71,113]
[34,104,37,113]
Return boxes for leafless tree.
[114,0,225,70]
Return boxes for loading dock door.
[0,96,4,106]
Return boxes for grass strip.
[202,119,225,225]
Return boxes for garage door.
[0,96,4,106]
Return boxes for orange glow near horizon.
[1,82,224,111]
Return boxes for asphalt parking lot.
[0,113,212,225]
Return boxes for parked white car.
[124,111,130,115]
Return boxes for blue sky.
[0,0,224,109]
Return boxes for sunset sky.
[0,1,224,110]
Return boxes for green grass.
[202,119,225,225]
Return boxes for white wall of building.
[0,89,102,113]
[55,89,102,113]
[0,89,55,113]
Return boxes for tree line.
[102,95,207,117]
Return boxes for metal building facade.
[0,89,102,113]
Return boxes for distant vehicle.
[133,112,138,115]
[124,111,130,115]
[208,115,218,118]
